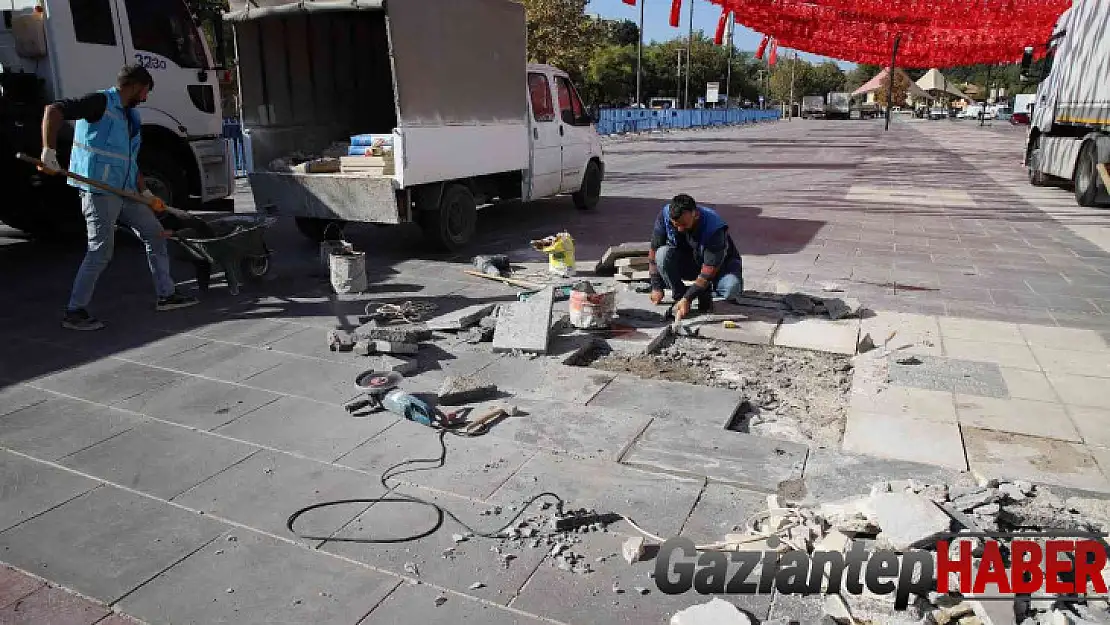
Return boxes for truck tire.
[295,217,345,242]
[139,150,189,209]
[418,183,476,252]
[1074,141,1101,207]
[1028,136,1049,187]
[572,161,602,211]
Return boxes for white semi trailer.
[225,0,606,250]
[0,0,236,237]
[1022,0,1110,207]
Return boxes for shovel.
[15,152,194,223]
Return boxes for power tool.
[344,369,459,428]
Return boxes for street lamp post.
[635,0,644,106]
[724,12,733,110]
[684,0,693,109]
[676,48,684,107]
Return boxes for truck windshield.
[125,0,209,69]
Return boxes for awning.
[852,67,930,100]
[225,0,384,22]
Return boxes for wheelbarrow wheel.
[242,255,270,281]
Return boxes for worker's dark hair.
[117,64,154,91]
[668,194,697,220]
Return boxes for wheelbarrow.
[169,214,276,295]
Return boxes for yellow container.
[532,232,576,277]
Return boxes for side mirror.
[1019,46,1034,81]
[561,109,576,125]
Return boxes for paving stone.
[595,242,651,274]
[942,338,1040,371]
[939,317,1025,344]
[765,592,829,624]
[865,491,953,550]
[151,342,288,382]
[399,351,502,397]
[468,398,652,461]
[436,373,499,405]
[849,386,957,423]
[773,316,860,355]
[335,419,537,499]
[0,385,50,418]
[1046,373,1108,408]
[0,486,224,603]
[0,450,99,533]
[480,358,614,404]
[799,447,975,505]
[509,530,774,625]
[841,411,968,471]
[678,483,768,545]
[358,582,548,624]
[954,395,1080,442]
[241,358,368,404]
[1019,324,1110,352]
[118,530,400,625]
[492,286,555,354]
[963,427,1110,494]
[999,367,1059,402]
[322,485,546,603]
[0,583,110,625]
[692,316,782,346]
[0,338,87,385]
[189,317,306,347]
[31,359,185,405]
[214,396,398,462]
[488,452,703,538]
[425,303,497,332]
[587,375,743,427]
[0,564,45,609]
[0,397,146,461]
[174,449,383,542]
[886,354,1009,399]
[112,333,211,365]
[1031,346,1110,378]
[602,324,670,355]
[263,327,357,363]
[353,322,434,344]
[59,420,257,499]
[1065,406,1110,449]
[115,376,280,431]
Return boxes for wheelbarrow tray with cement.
[170,215,276,295]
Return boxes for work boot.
[155,291,199,312]
[62,308,105,331]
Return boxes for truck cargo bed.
[247,172,404,223]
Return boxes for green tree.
[845,63,881,92]
[602,18,640,46]
[872,70,912,107]
[810,61,846,95]
[583,43,637,104]
[519,0,602,84]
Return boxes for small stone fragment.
[327,329,355,352]
[634,586,650,595]
[469,582,485,590]
[437,374,499,405]
[857,333,876,353]
[784,293,816,314]
[434,595,447,607]
[670,598,753,625]
[404,562,419,577]
[226,588,235,594]
[452,533,466,543]
[371,340,418,355]
[896,355,923,365]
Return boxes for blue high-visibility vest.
[68,87,141,193]
[662,204,728,248]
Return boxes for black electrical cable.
[286,423,566,544]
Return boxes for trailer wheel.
[1028,136,1049,187]
[295,217,345,242]
[419,183,476,251]
[572,161,602,211]
[1074,142,1101,207]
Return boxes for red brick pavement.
[0,564,146,625]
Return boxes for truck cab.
[0,0,234,234]
[525,63,603,202]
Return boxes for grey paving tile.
[886,354,1009,398]
[58,420,257,499]
[359,582,547,624]
[679,482,768,544]
[112,333,211,365]
[509,530,774,625]
[0,385,51,418]
[240,358,366,404]
[186,317,307,347]
[31,359,184,405]
[214,396,397,463]
[488,451,703,538]
[963,427,1110,494]
[0,486,225,603]
[150,341,288,382]
[261,326,356,363]
[115,375,281,431]
[586,374,745,427]
[477,358,615,404]
[0,450,99,533]
[0,397,146,461]
[119,530,401,625]
[322,485,547,604]
[336,418,538,499]
[174,449,384,542]
[800,446,975,505]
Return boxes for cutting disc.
[354,370,403,393]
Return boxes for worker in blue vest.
[648,194,744,321]
[40,64,197,331]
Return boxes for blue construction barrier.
[594,107,780,136]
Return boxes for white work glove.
[40,147,62,174]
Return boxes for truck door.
[46,0,128,99]
[554,75,591,194]
[528,72,562,199]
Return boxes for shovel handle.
[15,152,161,211]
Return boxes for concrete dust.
[586,337,853,446]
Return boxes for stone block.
[190,317,306,348]
[354,322,432,344]
[942,339,1040,371]
[798,447,976,506]
[480,358,615,404]
[424,303,497,331]
[0,450,99,533]
[0,397,146,461]
[595,242,651,274]
[436,374,498,405]
[1018,324,1109,352]
[152,341,290,382]
[615,256,649,270]
[864,492,953,550]
[0,564,45,610]
[963,427,1110,494]
[0,384,50,418]
[679,483,769,545]
[693,317,782,346]
[603,324,670,355]
[670,598,753,625]
[587,374,742,427]
[773,317,860,355]
[118,530,399,625]
[58,420,257,500]
[492,286,555,354]
[841,411,968,471]
[0,487,224,603]
[860,311,942,357]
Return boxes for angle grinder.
[344,370,404,415]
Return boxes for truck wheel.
[1074,142,1101,207]
[139,151,190,209]
[295,217,345,242]
[1028,137,1049,187]
[419,183,476,251]
[572,161,602,211]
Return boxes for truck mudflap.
[245,172,405,224]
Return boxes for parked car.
[1011,111,1030,125]
[929,107,947,120]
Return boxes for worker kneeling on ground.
[648,194,743,320]
[41,64,197,331]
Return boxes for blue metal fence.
[594,107,780,136]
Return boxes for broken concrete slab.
[670,598,753,625]
[327,329,355,351]
[694,317,782,346]
[492,286,555,354]
[773,316,861,355]
[864,491,952,550]
[480,358,614,404]
[841,411,968,471]
[783,293,817,314]
[595,242,651,275]
[424,303,497,332]
[615,257,650,270]
[603,324,670,356]
[823,297,862,321]
[622,537,645,565]
[353,322,432,344]
[436,374,498,405]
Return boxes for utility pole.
[724,12,733,110]
[884,34,902,131]
[757,69,765,108]
[788,50,797,120]
[684,0,693,109]
[635,0,644,106]
[676,48,684,107]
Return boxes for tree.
[845,63,881,92]
[601,18,640,47]
[872,69,912,107]
[519,0,602,84]
[810,61,846,95]
[583,43,637,105]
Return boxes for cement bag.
[329,249,367,293]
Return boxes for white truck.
[800,95,825,119]
[1022,0,1110,207]
[824,92,850,119]
[0,0,236,238]
[225,0,605,250]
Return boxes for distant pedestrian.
[647,194,744,321]
[40,64,197,331]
